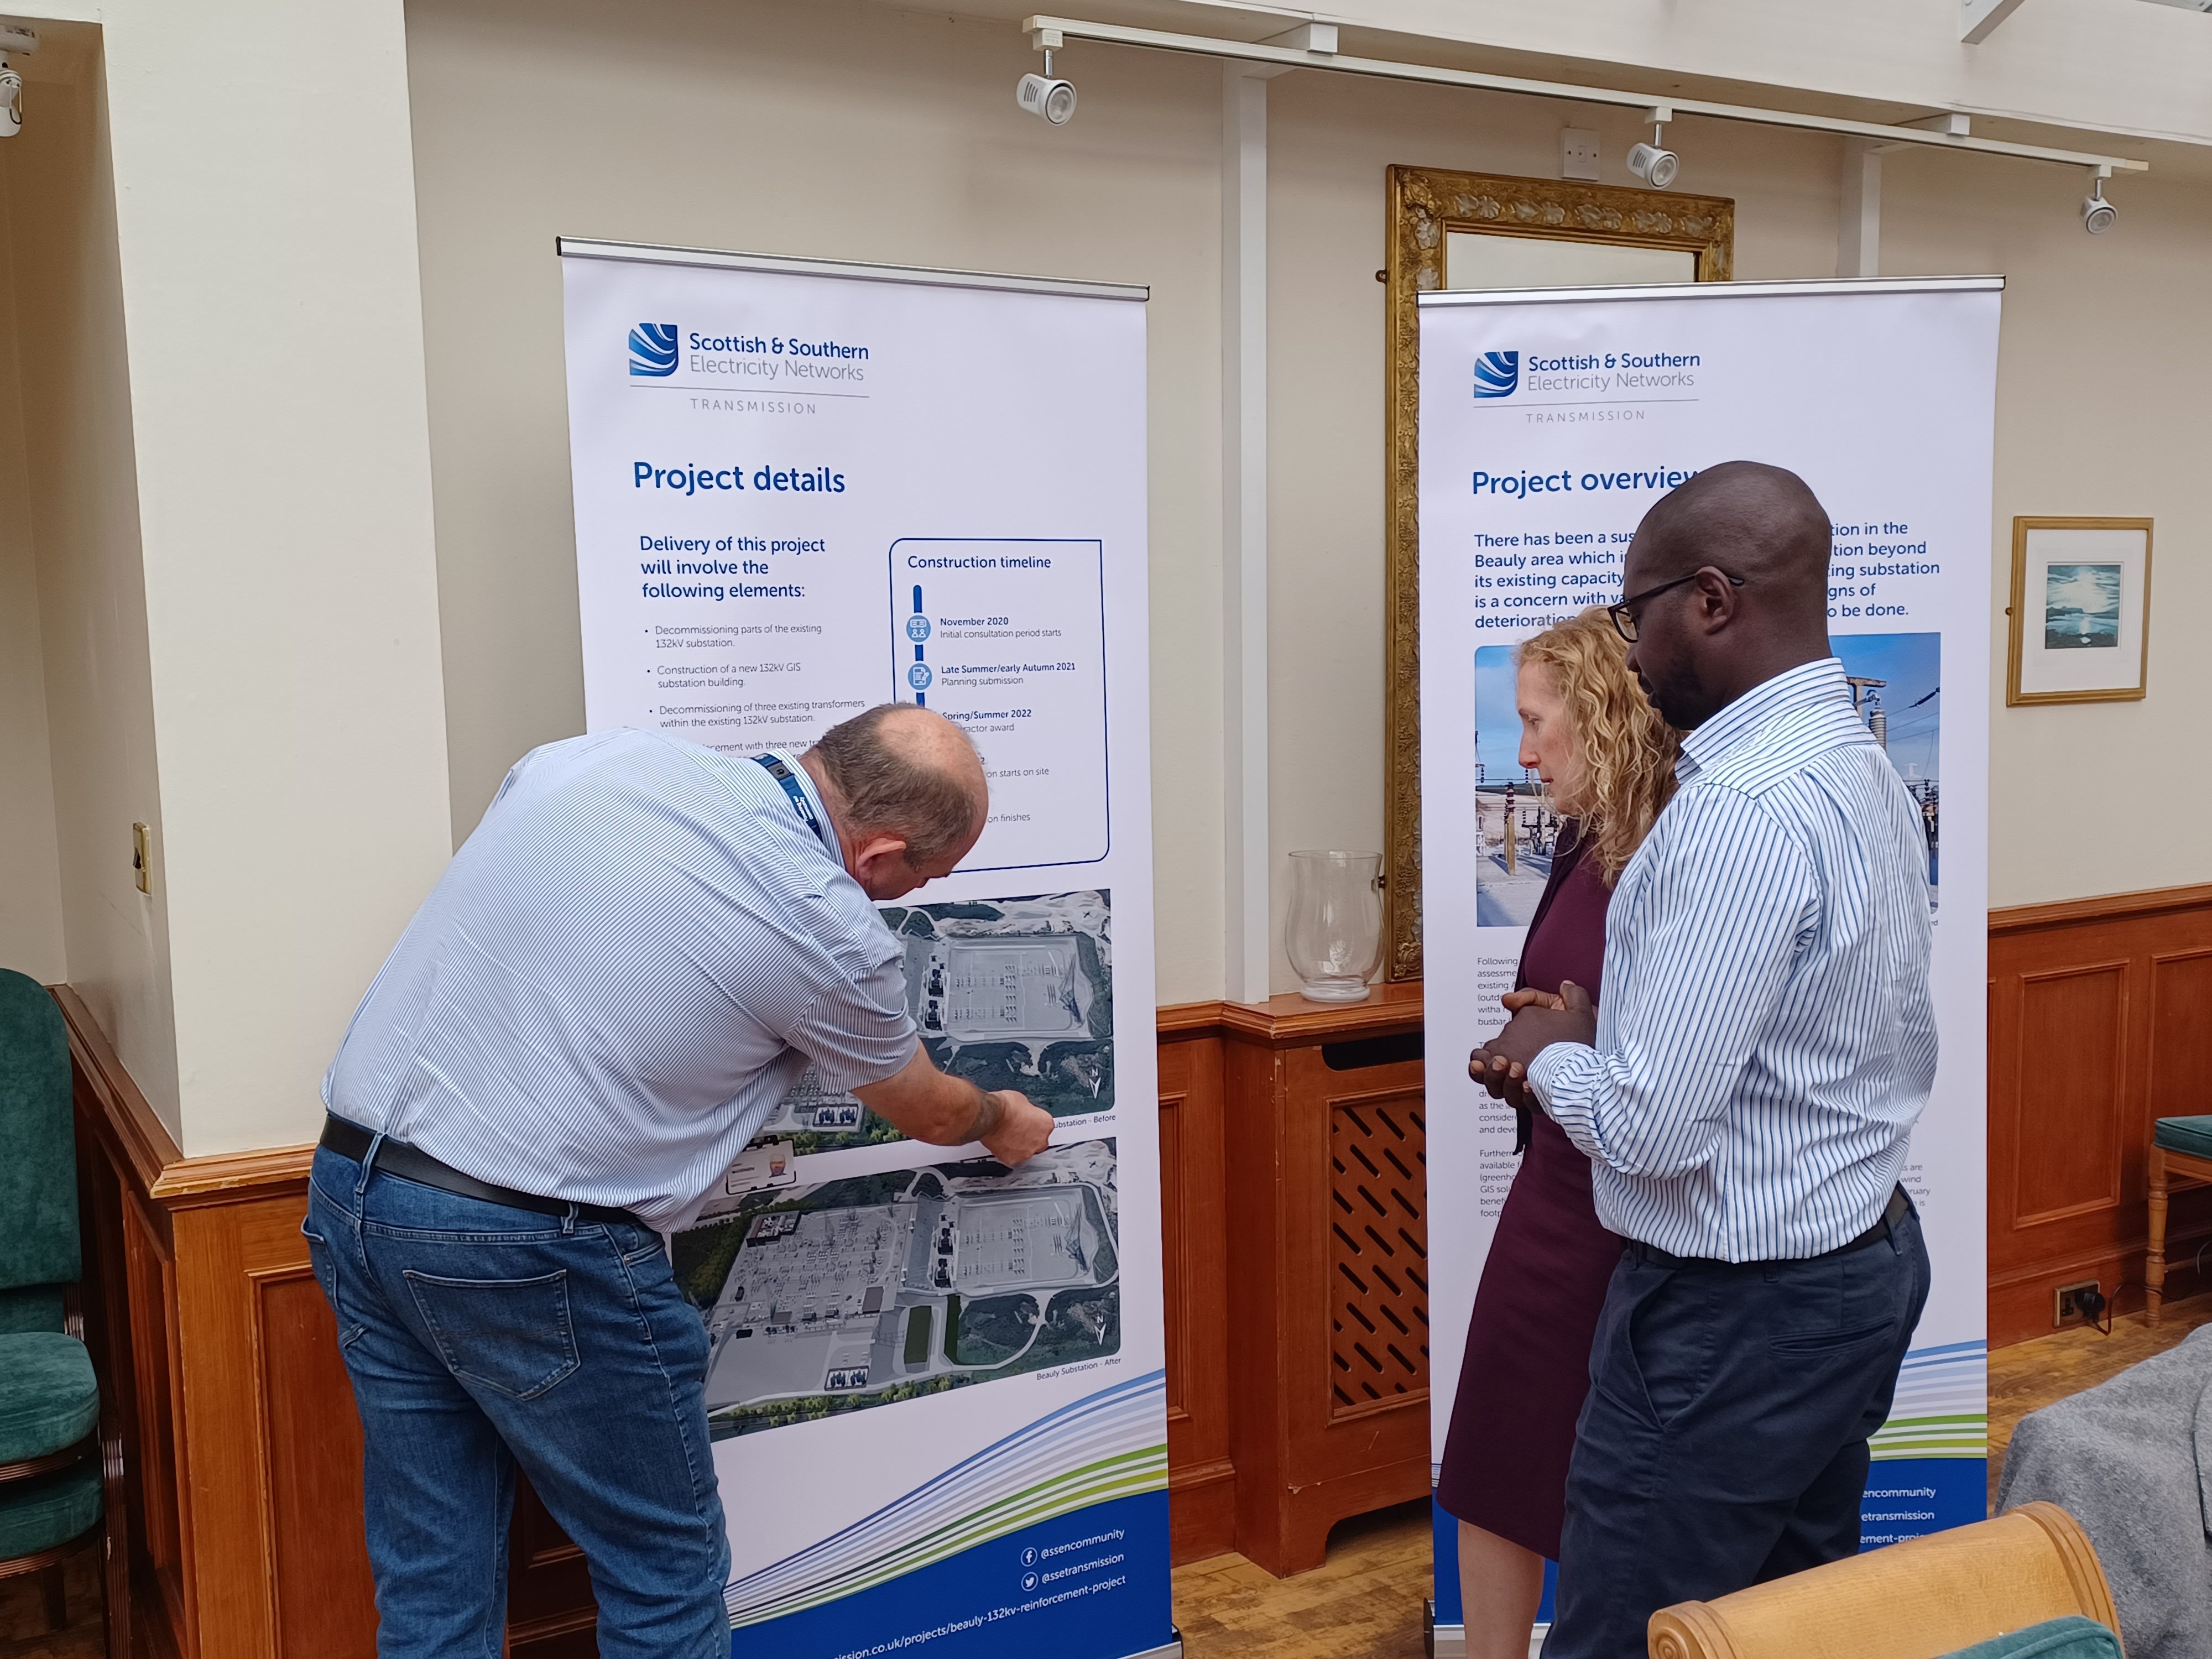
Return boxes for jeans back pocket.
[403,1268,581,1401]
[300,1223,366,1350]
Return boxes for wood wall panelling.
[121,1193,191,1655]
[2148,950,2212,1115]
[505,1479,599,1657]
[1220,988,1432,1576]
[1989,885,2212,1346]
[68,998,194,1659]
[1156,1029,1237,1566]
[251,1255,378,1656]
[70,1102,140,1659]
[2008,963,2127,1225]
[57,985,372,1659]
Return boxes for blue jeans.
[304,1144,731,1658]
[1545,1204,1932,1659]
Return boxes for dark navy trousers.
[1543,1204,1931,1659]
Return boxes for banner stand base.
[1124,1630,1183,1659]
[1423,1600,1545,1659]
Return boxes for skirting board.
[1425,1600,1547,1659]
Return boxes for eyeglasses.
[1606,570,1745,643]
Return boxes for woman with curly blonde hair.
[1436,607,1679,1659]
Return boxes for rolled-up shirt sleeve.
[772,890,920,1092]
[1527,785,1817,1178]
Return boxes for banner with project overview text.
[560,241,1171,1659]
[1419,278,1998,1642]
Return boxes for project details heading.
[634,462,847,495]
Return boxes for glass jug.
[1285,850,1384,1003]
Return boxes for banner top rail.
[557,237,1149,303]
[1416,275,2005,309]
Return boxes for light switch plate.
[1561,128,1600,181]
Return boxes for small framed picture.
[2006,517,2153,706]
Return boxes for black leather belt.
[319,1114,649,1231]
[1626,1185,1913,1271]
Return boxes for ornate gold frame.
[1381,166,1735,981]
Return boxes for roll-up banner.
[1418,278,1999,1651]
[559,241,1174,1659]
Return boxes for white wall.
[407,0,2212,1009]
[405,0,1230,1004]
[1877,149,2212,906]
[1017,0,2212,149]
[1261,77,1854,980]
[3,56,179,1125]
[97,2,452,1152]
[5,0,2199,1154]
[0,3,454,1152]
[0,148,64,985]
[1263,70,2212,959]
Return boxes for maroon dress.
[1436,824,1622,1561]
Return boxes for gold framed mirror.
[1381,166,1735,981]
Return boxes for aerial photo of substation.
[735,890,1113,1164]
[671,1139,1121,1439]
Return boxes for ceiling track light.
[1018,28,1077,126]
[0,23,37,140]
[2081,165,2117,235]
[1626,105,1680,190]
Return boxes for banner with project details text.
[1419,278,1998,1637]
[560,242,1171,1659]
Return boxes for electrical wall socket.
[2053,1280,2100,1326]
[1560,128,1600,181]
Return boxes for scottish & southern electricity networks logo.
[629,322,680,378]
[1473,351,1519,399]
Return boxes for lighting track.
[1020,14,2150,176]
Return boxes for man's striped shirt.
[1527,657,1938,1261]
[322,731,917,1230]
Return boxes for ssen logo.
[1473,351,1520,399]
[628,322,680,378]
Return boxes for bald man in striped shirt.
[1472,462,1936,1658]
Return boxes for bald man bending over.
[312,705,1052,1658]
[1472,463,1935,1656]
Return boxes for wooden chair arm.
[1647,1503,2120,1659]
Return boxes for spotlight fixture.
[0,24,36,140]
[1016,46,1076,126]
[1627,111,1679,190]
[2080,168,2117,235]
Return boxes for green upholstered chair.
[1938,1616,2123,1658]
[2147,1115,2212,1322]
[0,969,116,1650]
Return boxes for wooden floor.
[1985,1286,2212,1509]
[7,1291,2208,1658]
[1173,1501,1436,1659]
[0,1553,99,1659]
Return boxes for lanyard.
[752,754,831,851]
